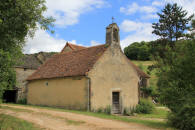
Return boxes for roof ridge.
[60,44,106,55]
[67,43,87,48]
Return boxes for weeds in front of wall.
[123,107,136,116]
[93,105,111,115]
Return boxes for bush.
[17,98,27,104]
[123,107,136,116]
[168,104,195,130]
[135,99,155,114]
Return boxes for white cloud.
[90,40,102,46]
[164,0,195,16]
[152,1,164,6]
[45,0,107,27]
[24,29,78,54]
[120,2,157,15]
[120,20,157,49]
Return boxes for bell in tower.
[105,22,120,47]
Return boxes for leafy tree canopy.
[157,40,195,129]
[124,41,150,61]
[0,0,54,102]
[0,0,54,56]
[152,3,193,42]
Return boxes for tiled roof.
[27,44,107,81]
[60,42,86,53]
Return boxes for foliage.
[94,106,111,115]
[140,87,152,97]
[167,104,195,130]
[135,99,155,114]
[0,0,54,55]
[123,107,136,116]
[0,50,16,100]
[0,0,54,101]
[152,3,193,42]
[156,40,195,129]
[17,98,27,104]
[124,41,150,60]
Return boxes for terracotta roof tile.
[27,44,107,81]
[60,42,86,54]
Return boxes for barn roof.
[60,42,87,54]
[27,44,150,81]
[27,44,107,81]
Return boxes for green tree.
[157,40,195,129]
[0,50,16,102]
[124,41,150,60]
[0,0,54,56]
[0,0,54,102]
[152,3,193,42]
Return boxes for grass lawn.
[3,103,172,129]
[136,107,168,119]
[0,114,40,130]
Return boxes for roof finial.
[112,16,115,23]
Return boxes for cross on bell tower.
[112,17,115,23]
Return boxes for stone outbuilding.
[27,23,149,114]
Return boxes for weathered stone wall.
[27,77,88,110]
[15,68,36,101]
[88,45,140,113]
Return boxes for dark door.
[3,90,17,103]
[112,92,120,114]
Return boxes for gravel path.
[0,104,157,130]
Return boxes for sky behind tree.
[24,0,195,54]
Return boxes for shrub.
[123,107,136,116]
[135,99,155,114]
[17,98,27,104]
[168,104,195,130]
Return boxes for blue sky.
[24,0,195,54]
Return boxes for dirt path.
[0,104,157,130]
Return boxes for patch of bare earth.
[0,104,157,130]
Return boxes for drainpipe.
[86,77,91,111]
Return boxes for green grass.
[3,104,172,129]
[132,60,158,87]
[0,105,33,113]
[0,114,41,130]
[136,107,168,119]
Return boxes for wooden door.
[112,92,120,114]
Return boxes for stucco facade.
[88,45,139,113]
[27,77,88,110]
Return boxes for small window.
[45,82,49,86]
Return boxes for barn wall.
[27,77,88,110]
[88,45,140,113]
[15,68,36,101]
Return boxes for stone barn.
[27,23,149,114]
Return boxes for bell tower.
[105,23,120,47]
